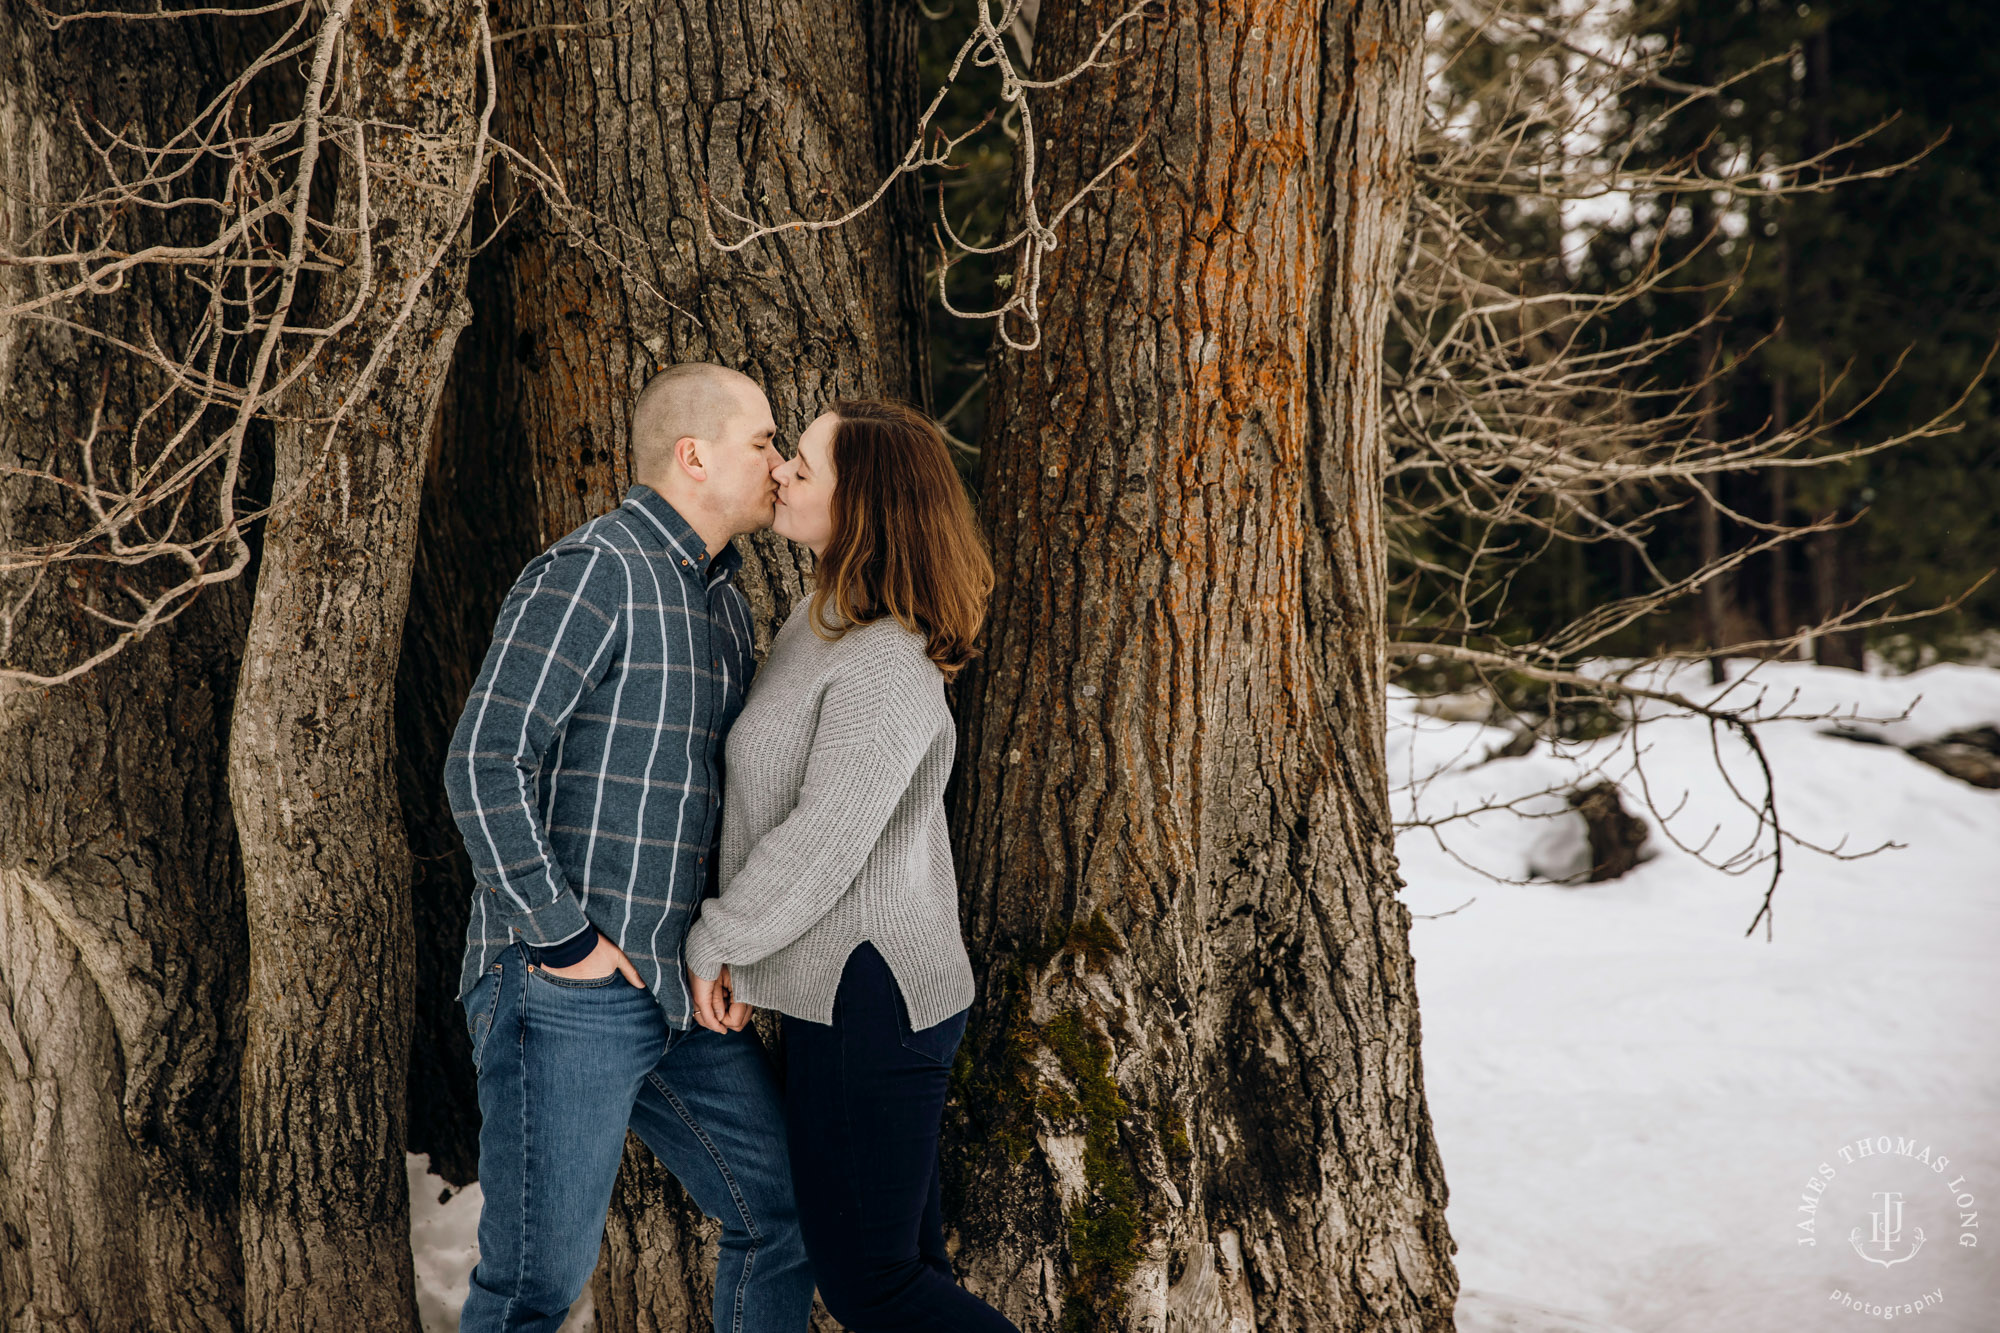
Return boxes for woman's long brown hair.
[808,398,993,680]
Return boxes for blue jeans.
[782,943,1019,1332]
[460,944,813,1333]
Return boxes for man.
[445,364,809,1333]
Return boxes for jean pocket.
[898,1005,968,1067]
[464,969,503,1071]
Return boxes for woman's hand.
[689,963,753,1033]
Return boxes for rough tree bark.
[0,13,249,1330]
[945,0,1457,1328]
[401,0,926,1320]
[223,1,481,1326]
[1302,7,1458,1320]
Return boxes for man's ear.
[675,434,708,481]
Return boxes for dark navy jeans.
[460,944,813,1333]
[781,943,1019,1332]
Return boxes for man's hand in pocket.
[539,932,645,987]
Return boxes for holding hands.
[689,964,752,1033]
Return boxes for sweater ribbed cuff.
[683,919,724,981]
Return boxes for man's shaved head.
[630,363,764,475]
[626,362,780,553]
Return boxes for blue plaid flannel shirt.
[445,485,755,1029]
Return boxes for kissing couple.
[444,365,1017,1332]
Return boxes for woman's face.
[772,412,838,555]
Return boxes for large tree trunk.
[401,0,928,1319]
[224,1,481,1325]
[945,0,1456,1328]
[1301,0,1458,1324]
[0,13,250,1330]
[476,0,925,581]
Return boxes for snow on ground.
[409,1157,593,1332]
[1402,658,2000,1333]
[409,1157,481,1331]
[411,656,2000,1332]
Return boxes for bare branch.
[699,0,1160,349]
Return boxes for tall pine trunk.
[1799,21,1864,671]
[224,1,481,1325]
[946,0,1457,1328]
[403,0,927,1319]
[0,13,249,1329]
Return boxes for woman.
[682,398,1016,1333]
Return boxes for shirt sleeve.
[444,541,623,948]
[707,583,759,886]
[683,637,942,978]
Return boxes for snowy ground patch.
[1401,658,2000,1333]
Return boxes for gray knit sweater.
[681,597,975,1029]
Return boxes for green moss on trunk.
[953,914,1144,1327]
[1046,1008,1141,1331]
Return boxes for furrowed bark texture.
[401,0,926,1318]
[0,14,248,1330]
[946,0,1457,1328]
[224,3,480,1326]
[1302,0,1459,1325]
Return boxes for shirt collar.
[624,485,742,582]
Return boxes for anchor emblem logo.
[1849,1190,1927,1268]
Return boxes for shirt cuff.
[505,891,594,951]
[683,918,724,981]
[526,924,599,969]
